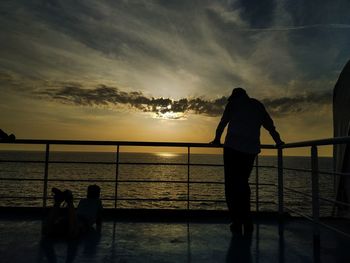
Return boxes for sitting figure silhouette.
[44,185,103,239]
[76,184,103,233]
[211,87,284,235]
[0,129,16,141]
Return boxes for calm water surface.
[0,151,335,216]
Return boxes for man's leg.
[224,148,245,234]
[225,149,256,234]
[224,148,236,221]
[240,153,256,234]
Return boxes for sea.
[0,151,336,217]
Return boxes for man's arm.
[262,106,284,146]
[211,103,231,144]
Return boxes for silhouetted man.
[211,87,283,235]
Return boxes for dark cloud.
[284,0,350,26]
[36,84,227,118]
[36,83,332,118]
[230,0,276,28]
[262,91,332,116]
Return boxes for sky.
[1,0,350,155]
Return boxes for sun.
[158,111,185,120]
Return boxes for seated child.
[76,184,103,231]
[44,185,103,238]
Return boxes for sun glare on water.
[154,152,179,158]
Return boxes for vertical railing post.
[186,146,191,262]
[187,146,190,210]
[114,145,120,209]
[255,155,259,212]
[277,147,284,236]
[311,145,320,244]
[43,144,50,208]
[277,147,284,217]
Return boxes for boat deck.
[1,214,349,263]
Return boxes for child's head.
[87,184,100,199]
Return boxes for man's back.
[224,97,267,153]
[214,90,282,154]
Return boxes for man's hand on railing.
[276,140,285,148]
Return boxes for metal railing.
[0,140,275,211]
[278,136,350,240]
[1,137,350,240]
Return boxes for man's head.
[229,87,248,101]
[87,184,101,199]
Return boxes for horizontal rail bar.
[282,136,350,148]
[0,160,224,167]
[255,165,278,169]
[284,186,312,197]
[318,196,350,208]
[0,197,192,202]
[1,136,350,148]
[0,161,278,169]
[0,139,271,148]
[0,178,223,184]
[120,162,224,167]
[186,200,274,204]
[0,160,45,164]
[284,207,350,239]
[319,197,350,207]
[0,160,224,166]
[284,206,313,220]
[283,167,312,173]
[0,178,205,183]
[318,170,350,177]
[283,167,350,177]
[117,180,225,184]
[284,187,350,208]
[0,160,211,166]
[0,177,275,187]
[0,196,274,204]
[0,178,47,181]
[106,198,192,202]
[0,196,43,199]
[0,196,191,201]
[117,180,273,186]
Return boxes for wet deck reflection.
[0,217,349,263]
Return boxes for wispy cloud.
[35,83,332,118]
[262,91,332,116]
[2,0,349,100]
